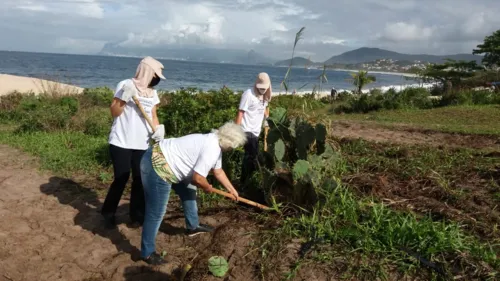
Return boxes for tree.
[473,29,500,68]
[418,59,482,93]
[350,71,376,94]
[419,60,481,82]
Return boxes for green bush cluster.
[272,94,325,111]
[159,88,240,137]
[0,90,113,136]
[334,87,500,114]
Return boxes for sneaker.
[102,213,116,229]
[186,224,214,237]
[141,252,167,266]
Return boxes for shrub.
[17,105,73,133]
[159,88,240,137]
[59,96,79,115]
[80,87,114,108]
[0,91,25,111]
[84,112,112,136]
[69,107,112,136]
[272,94,325,111]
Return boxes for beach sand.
[0,74,83,96]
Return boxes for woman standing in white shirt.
[235,72,272,184]
[101,56,166,228]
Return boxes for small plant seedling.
[161,250,167,258]
[99,172,113,183]
[208,256,228,278]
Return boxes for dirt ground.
[1,120,498,281]
[330,120,500,150]
[335,122,500,241]
[0,145,273,281]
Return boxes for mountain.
[99,43,273,65]
[274,57,315,67]
[325,47,482,64]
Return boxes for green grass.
[262,182,499,280]
[258,139,500,279]
[0,130,110,177]
[331,105,500,135]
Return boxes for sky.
[1,0,499,61]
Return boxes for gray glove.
[120,83,137,103]
[151,125,165,142]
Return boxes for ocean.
[0,51,415,92]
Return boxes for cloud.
[379,22,434,42]
[1,0,500,60]
[55,37,106,53]
[13,0,104,18]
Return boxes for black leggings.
[241,132,259,184]
[101,144,146,218]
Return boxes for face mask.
[257,88,267,95]
[149,76,160,87]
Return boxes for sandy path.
[0,145,261,281]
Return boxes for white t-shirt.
[108,79,160,150]
[159,133,222,182]
[239,88,268,137]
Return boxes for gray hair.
[213,122,247,150]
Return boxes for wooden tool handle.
[132,96,156,133]
[210,188,271,210]
[264,126,269,152]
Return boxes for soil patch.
[331,120,500,150]
[0,145,278,281]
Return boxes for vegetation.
[418,59,483,91]
[1,87,499,279]
[473,29,500,68]
[280,27,306,93]
[331,86,500,114]
[349,70,376,94]
[335,104,500,135]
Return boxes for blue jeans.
[140,146,200,258]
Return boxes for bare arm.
[191,172,214,193]
[213,168,238,200]
[265,107,270,118]
[152,105,160,127]
[235,110,244,125]
[110,98,126,118]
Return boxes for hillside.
[99,43,273,65]
[325,47,482,64]
[274,56,315,67]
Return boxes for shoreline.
[0,74,84,96]
[331,68,418,77]
[0,73,432,98]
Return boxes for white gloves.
[263,118,269,128]
[151,125,165,142]
[120,83,137,103]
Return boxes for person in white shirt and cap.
[101,56,166,228]
[235,72,272,184]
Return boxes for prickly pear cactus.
[293,160,310,182]
[295,120,316,160]
[315,124,327,155]
[269,107,287,124]
[266,128,280,146]
[274,139,285,162]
